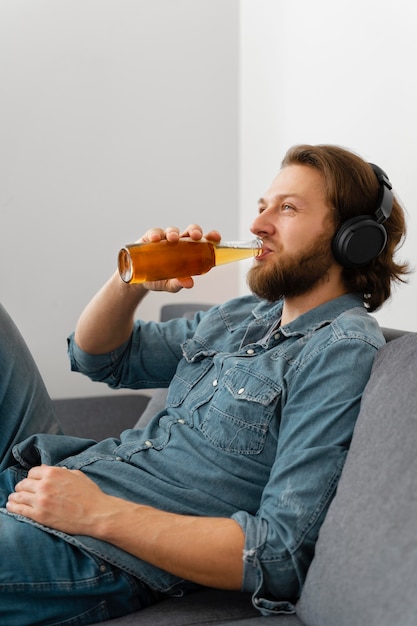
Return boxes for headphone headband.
[368,163,393,224]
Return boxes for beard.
[247,232,335,302]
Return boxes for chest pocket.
[200,365,281,455]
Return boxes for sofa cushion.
[296,332,417,626]
[99,589,303,625]
[134,388,168,428]
[54,394,150,439]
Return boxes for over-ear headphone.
[332,163,393,268]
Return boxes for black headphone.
[332,163,393,268]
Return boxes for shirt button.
[177,418,185,424]
[237,387,245,395]
[246,348,255,355]
[274,333,280,340]
[212,379,218,387]
[144,440,153,448]
[115,456,123,462]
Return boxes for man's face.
[248,164,337,302]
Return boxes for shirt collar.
[252,293,364,338]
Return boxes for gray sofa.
[53,306,417,626]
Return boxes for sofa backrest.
[296,332,417,626]
[382,326,409,342]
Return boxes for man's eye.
[282,204,294,211]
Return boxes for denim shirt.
[13,293,384,615]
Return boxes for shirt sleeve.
[232,335,380,616]
[67,316,201,390]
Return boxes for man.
[1,145,408,624]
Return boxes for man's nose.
[250,210,275,238]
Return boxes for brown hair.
[281,144,410,312]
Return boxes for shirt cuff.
[232,510,297,616]
[67,332,129,380]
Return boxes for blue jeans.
[0,304,158,625]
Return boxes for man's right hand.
[138,224,221,293]
[74,224,220,354]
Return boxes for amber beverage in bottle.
[118,238,262,284]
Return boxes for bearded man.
[2,144,408,625]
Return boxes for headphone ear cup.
[332,216,387,268]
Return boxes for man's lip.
[256,245,273,260]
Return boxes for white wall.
[239,0,417,332]
[0,0,239,397]
[2,0,416,399]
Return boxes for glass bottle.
[118,238,263,284]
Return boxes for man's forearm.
[74,271,148,354]
[95,498,245,590]
[73,225,218,355]
[8,465,245,590]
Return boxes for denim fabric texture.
[0,295,385,620]
[0,303,159,625]
[62,293,384,614]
